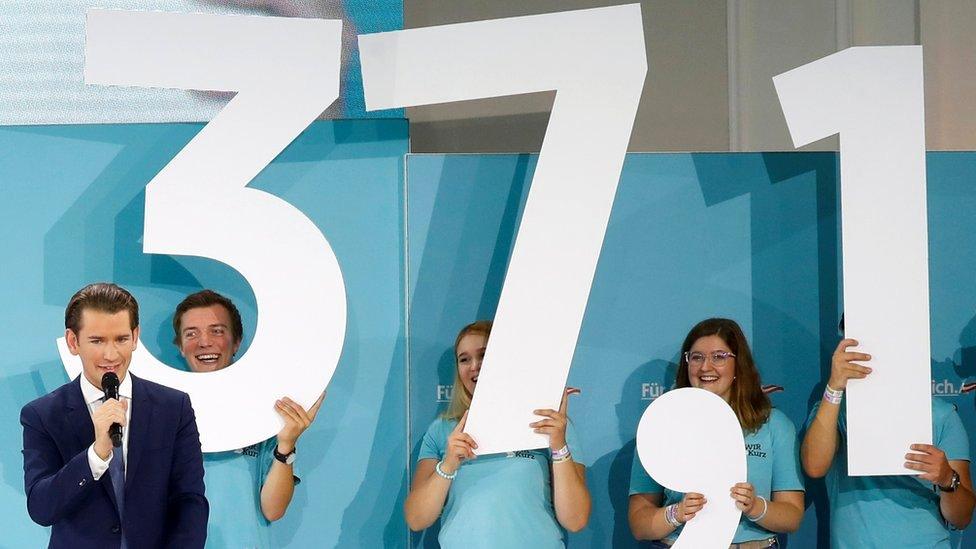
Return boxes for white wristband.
[746,495,768,522]
[823,384,844,405]
[435,460,457,480]
[664,503,682,528]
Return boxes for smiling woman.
[628,318,806,548]
[443,321,491,421]
[404,320,592,548]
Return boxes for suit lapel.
[66,377,119,513]
[65,377,95,452]
[125,374,152,484]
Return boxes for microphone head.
[101,372,120,398]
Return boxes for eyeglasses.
[684,351,736,367]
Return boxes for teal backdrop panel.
[7,128,976,549]
[405,152,976,548]
[0,120,409,547]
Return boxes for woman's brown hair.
[443,320,492,421]
[676,318,771,433]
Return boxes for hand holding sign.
[774,46,933,475]
[531,387,581,450]
[829,339,873,390]
[442,411,478,475]
[636,388,745,548]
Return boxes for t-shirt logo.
[235,444,260,458]
[505,450,537,460]
[746,443,766,458]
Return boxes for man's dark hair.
[64,282,139,334]
[172,290,244,345]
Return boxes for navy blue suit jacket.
[21,374,208,548]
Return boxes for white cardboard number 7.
[360,4,647,454]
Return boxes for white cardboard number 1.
[359,4,647,454]
[774,46,932,475]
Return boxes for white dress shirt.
[81,373,132,480]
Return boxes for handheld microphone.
[101,372,123,448]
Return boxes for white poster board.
[60,10,347,453]
[636,388,745,547]
[774,46,932,475]
[360,5,647,454]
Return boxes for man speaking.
[21,283,208,548]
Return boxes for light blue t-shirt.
[629,408,804,544]
[807,397,970,549]
[203,437,298,549]
[418,416,586,549]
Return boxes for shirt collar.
[80,372,133,405]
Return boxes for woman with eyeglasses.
[404,320,591,548]
[628,318,804,548]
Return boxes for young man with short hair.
[22,282,208,548]
[173,289,323,547]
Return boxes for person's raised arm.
[404,412,476,531]
[533,389,590,532]
[261,392,325,521]
[802,338,871,478]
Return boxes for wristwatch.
[938,470,960,493]
[273,445,296,465]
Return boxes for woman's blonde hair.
[443,320,492,420]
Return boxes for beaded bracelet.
[435,460,457,480]
[746,495,768,522]
[823,384,844,405]
[664,503,682,528]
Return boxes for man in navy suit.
[21,282,208,548]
